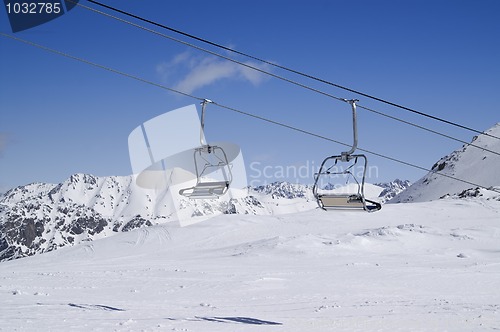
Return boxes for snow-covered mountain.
[252,182,311,199]
[375,179,412,204]
[0,176,313,261]
[391,123,500,203]
[0,175,406,261]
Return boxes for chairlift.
[312,99,381,212]
[179,99,233,199]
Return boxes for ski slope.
[1,196,499,331]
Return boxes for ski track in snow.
[1,198,500,331]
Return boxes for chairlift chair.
[179,99,233,199]
[312,99,381,212]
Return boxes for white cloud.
[157,52,271,94]
[239,61,270,85]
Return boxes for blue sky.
[1,0,500,191]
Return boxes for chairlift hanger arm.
[340,99,359,158]
[200,98,214,146]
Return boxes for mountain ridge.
[0,175,407,261]
[391,123,500,203]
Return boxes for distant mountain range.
[375,179,412,204]
[0,176,408,261]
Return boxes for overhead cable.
[73,0,345,102]
[72,0,500,156]
[82,0,500,141]
[356,104,500,157]
[3,32,498,194]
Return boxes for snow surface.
[393,123,500,202]
[1,196,500,331]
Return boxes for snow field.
[1,197,499,331]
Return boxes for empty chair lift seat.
[317,193,364,209]
[178,180,229,199]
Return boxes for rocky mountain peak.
[391,123,500,203]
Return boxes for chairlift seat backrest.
[179,143,232,199]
